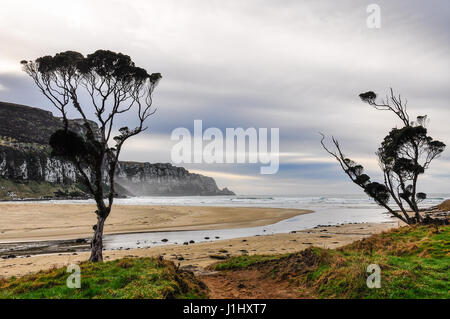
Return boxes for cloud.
[0,0,448,195]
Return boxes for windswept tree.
[321,88,445,224]
[22,50,161,261]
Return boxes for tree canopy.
[321,89,446,224]
[22,50,161,261]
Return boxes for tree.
[22,50,161,261]
[320,88,445,224]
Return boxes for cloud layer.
[0,0,449,195]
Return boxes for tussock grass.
[437,199,450,211]
[0,257,207,299]
[213,225,450,299]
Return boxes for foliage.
[0,257,207,299]
[321,88,446,224]
[213,254,287,271]
[213,225,450,298]
[22,50,161,261]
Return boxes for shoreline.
[0,221,400,278]
[0,204,311,242]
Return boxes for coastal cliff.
[0,101,234,199]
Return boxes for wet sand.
[0,203,311,242]
[0,221,399,278]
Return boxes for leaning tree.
[321,88,445,224]
[22,50,161,261]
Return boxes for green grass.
[213,254,288,271]
[0,178,86,200]
[0,257,207,299]
[213,225,450,299]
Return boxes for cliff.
[0,101,234,199]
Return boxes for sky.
[0,0,449,195]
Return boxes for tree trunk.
[89,214,106,262]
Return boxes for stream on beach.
[1,194,448,257]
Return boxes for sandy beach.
[0,220,399,278]
[0,203,311,242]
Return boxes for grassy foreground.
[0,257,207,299]
[213,225,450,298]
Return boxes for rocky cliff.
[0,101,234,199]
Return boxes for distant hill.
[0,102,61,144]
[0,101,234,199]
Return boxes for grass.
[213,254,288,271]
[212,225,450,299]
[437,200,450,211]
[0,178,87,200]
[0,257,207,299]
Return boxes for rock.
[183,242,189,245]
[161,238,169,242]
[209,255,229,260]
[177,256,184,261]
[204,237,210,240]
[189,240,195,244]
[0,102,235,199]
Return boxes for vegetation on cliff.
[0,101,234,199]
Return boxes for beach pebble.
[161,239,169,242]
[183,242,189,245]
[189,240,195,244]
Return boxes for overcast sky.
[0,0,449,195]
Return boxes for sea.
[21,193,449,250]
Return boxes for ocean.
[28,194,450,249]
[31,193,448,250]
